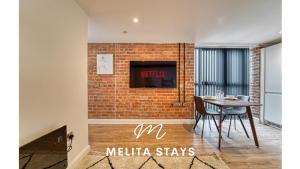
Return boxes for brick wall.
[249,47,261,117]
[88,43,194,119]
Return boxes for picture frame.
[96,54,114,75]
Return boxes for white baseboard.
[88,119,195,124]
[67,145,90,169]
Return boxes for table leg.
[218,107,223,149]
[246,106,259,147]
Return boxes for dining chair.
[194,96,220,138]
[222,95,250,138]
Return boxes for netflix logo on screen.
[140,71,167,79]
[130,61,176,88]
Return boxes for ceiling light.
[133,17,139,23]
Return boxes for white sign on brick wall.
[96,54,114,74]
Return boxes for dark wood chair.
[222,95,250,138]
[194,96,220,137]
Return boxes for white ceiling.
[76,0,281,46]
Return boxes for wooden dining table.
[203,99,261,149]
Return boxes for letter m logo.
[133,124,166,140]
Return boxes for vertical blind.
[194,48,250,97]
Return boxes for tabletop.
[203,99,262,107]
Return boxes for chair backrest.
[194,96,207,115]
[235,95,250,112]
[237,95,250,101]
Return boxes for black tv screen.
[130,61,176,88]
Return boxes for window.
[194,48,249,97]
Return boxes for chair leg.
[234,116,237,130]
[208,116,212,131]
[193,114,201,130]
[201,115,206,138]
[238,115,250,138]
[228,115,232,137]
[194,107,197,119]
[222,114,227,123]
[211,115,220,134]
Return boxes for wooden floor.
[89,120,281,169]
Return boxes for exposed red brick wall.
[249,47,261,117]
[88,43,194,119]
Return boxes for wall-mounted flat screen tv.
[130,61,176,88]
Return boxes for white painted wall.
[20,0,88,164]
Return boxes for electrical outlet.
[67,132,74,140]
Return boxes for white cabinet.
[262,43,282,126]
[265,93,282,125]
[265,44,282,93]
